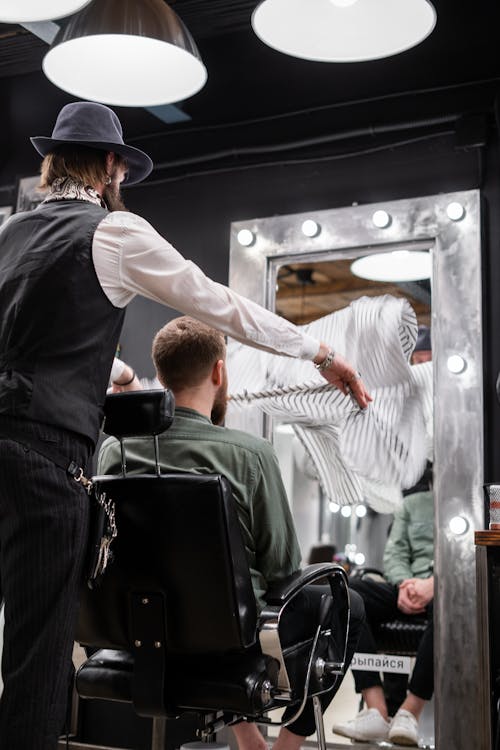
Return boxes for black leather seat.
[75,390,351,750]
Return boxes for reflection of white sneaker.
[388,708,419,746]
[332,708,390,742]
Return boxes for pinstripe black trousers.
[0,417,91,750]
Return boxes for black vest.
[0,200,126,445]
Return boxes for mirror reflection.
[271,249,431,570]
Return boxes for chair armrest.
[265,563,347,605]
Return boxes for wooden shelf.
[475,530,500,546]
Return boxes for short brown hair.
[152,316,225,391]
[39,144,126,189]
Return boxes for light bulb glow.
[0,0,92,22]
[446,202,466,222]
[449,516,468,535]
[301,219,321,237]
[341,506,352,517]
[252,0,437,63]
[372,210,392,228]
[329,502,340,513]
[351,250,431,282]
[447,355,467,374]
[43,35,207,107]
[355,505,367,518]
[354,552,366,565]
[237,229,256,247]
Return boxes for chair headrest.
[102,390,175,438]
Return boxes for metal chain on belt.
[73,467,118,581]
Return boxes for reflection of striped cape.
[227,295,432,512]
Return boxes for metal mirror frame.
[228,190,485,749]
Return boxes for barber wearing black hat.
[0,101,371,749]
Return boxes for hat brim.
[30,136,153,186]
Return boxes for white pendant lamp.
[42,0,207,107]
[0,0,90,23]
[252,0,437,63]
[351,250,432,282]
[0,0,92,23]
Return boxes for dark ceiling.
[0,0,499,192]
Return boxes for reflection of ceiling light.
[341,506,352,517]
[252,0,436,63]
[354,552,366,565]
[351,250,431,282]
[237,229,256,247]
[0,0,91,22]
[372,210,392,228]
[446,202,466,221]
[447,355,467,374]
[355,505,367,517]
[43,0,207,107]
[449,516,469,535]
[329,502,340,513]
[302,219,321,237]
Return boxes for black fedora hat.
[31,101,153,185]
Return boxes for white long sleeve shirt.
[92,210,321,360]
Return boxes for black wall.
[1,76,499,478]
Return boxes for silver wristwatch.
[314,348,335,371]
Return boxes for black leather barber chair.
[75,390,351,750]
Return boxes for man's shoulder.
[98,210,153,232]
[197,422,275,459]
[98,434,149,472]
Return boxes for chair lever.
[315,657,345,678]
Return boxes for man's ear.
[212,359,224,386]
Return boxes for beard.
[211,371,228,426]
[103,172,128,212]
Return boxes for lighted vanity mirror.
[272,246,432,567]
[226,191,485,749]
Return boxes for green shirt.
[98,406,302,610]
[383,490,434,585]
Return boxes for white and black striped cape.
[227,295,432,513]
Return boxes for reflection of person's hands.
[397,577,433,614]
[407,576,434,608]
[315,347,372,410]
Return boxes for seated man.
[99,316,364,750]
[332,483,434,746]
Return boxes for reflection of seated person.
[333,481,433,747]
[98,316,364,750]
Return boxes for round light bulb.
[341,506,352,517]
[329,502,340,513]
[354,552,366,565]
[237,229,256,247]
[355,505,367,518]
[449,516,469,535]
[372,210,392,228]
[446,202,466,222]
[447,355,467,374]
[301,219,321,237]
